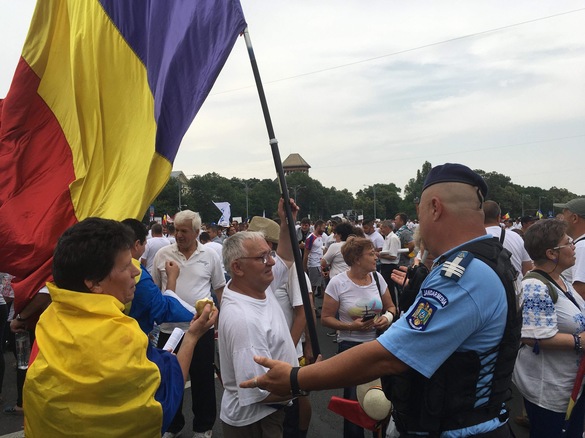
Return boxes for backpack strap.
[373,271,384,308]
[523,271,558,303]
[373,271,381,293]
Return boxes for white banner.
[213,201,231,227]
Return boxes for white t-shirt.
[323,233,335,250]
[562,234,585,285]
[219,258,299,427]
[380,232,401,265]
[141,236,171,274]
[366,230,384,251]
[325,271,388,343]
[485,226,531,279]
[305,233,324,268]
[272,266,312,357]
[323,242,349,277]
[152,243,225,333]
[513,276,585,412]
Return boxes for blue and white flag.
[213,201,231,227]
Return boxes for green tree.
[285,173,327,220]
[355,183,402,220]
[402,161,432,218]
[324,187,355,218]
[248,178,280,219]
[475,170,513,201]
[148,165,582,225]
[188,173,240,223]
[145,176,184,223]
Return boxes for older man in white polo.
[152,209,225,438]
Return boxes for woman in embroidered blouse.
[321,237,395,438]
[513,219,585,438]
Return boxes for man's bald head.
[418,164,488,255]
[420,182,484,219]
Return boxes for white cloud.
[2,0,584,199]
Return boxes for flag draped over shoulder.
[25,284,181,436]
[0,0,247,313]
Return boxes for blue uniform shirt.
[378,235,509,436]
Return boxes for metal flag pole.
[243,27,321,358]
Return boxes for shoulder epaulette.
[439,250,475,282]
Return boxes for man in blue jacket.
[122,218,194,335]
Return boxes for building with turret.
[282,153,310,175]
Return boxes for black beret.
[422,163,488,198]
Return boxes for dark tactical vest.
[383,238,521,436]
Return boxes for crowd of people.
[2,162,585,438]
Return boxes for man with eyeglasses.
[218,198,300,437]
[554,198,585,299]
[241,164,520,438]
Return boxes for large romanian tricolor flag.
[0,0,247,315]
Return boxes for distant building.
[171,171,190,210]
[170,170,189,186]
[282,153,310,175]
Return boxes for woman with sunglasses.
[513,219,585,438]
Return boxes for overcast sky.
[2,1,584,197]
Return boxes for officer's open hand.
[240,355,323,396]
[391,266,408,287]
[240,356,293,396]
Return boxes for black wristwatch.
[290,367,309,396]
[16,314,26,322]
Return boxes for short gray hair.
[223,231,266,276]
[381,220,394,230]
[174,210,201,232]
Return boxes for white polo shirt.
[152,242,225,333]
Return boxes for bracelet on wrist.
[16,314,27,322]
[290,366,309,396]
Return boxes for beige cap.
[247,216,279,244]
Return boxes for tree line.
[145,161,581,224]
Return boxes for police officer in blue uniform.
[242,163,520,438]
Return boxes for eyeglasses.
[553,238,575,251]
[238,250,276,265]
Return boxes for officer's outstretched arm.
[241,339,408,397]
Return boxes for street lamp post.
[175,174,194,212]
[373,184,377,220]
[290,185,305,203]
[552,198,555,215]
[240,180,252,221]
[521,194,530,217]
[539,196,545,215]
